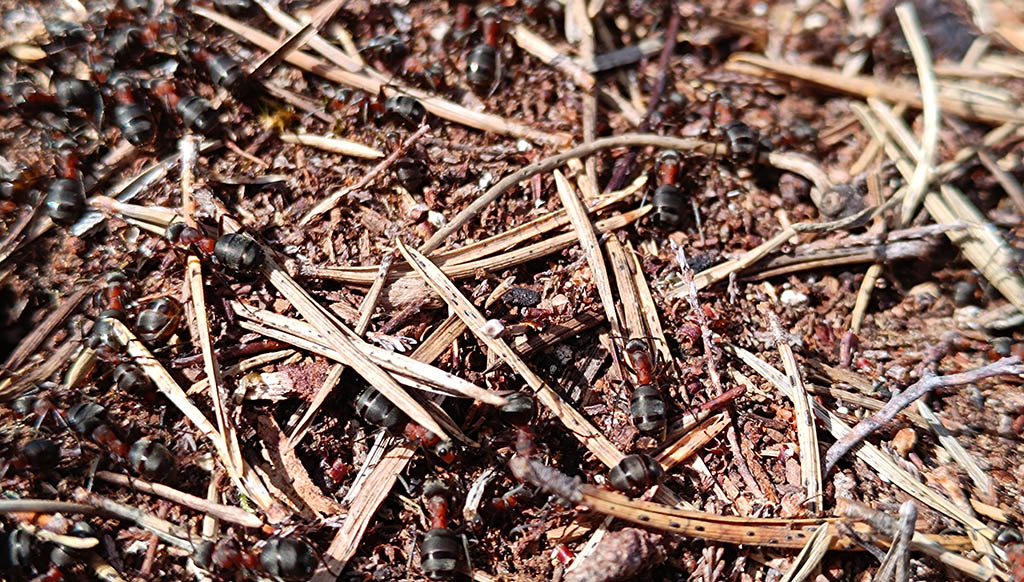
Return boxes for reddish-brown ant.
[421,481,460,580]
[192,535,316,580]
[620,339,668,440]
[607,453,664,497]
[150,79,221,135]
[355,388,456,462]
[650,150,685,229]
[109,76,155,147]
[164,222,265,278]
[43,146,86,226]
[466,7,502,94]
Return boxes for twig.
[0,499,100,515]
[300,125,429,225]
[94,471,264,529]
[824,357,1023,473]
[18,522,99,549]
[72,489,194,550]
[873,501,917,582]
[674,246,763,497]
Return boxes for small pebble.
[780,289,809,306]
[991,336,1013,356]
[501,286,541,307]
[803,12,828,29]
[891,427,917,458]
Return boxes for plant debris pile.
[0,0,1023,581]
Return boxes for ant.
[393,157,426,194]
[607,453,664,498]
[354,387,456,462]
[108,75,156,147]
[149,79,222,136]
[0,520,97,582]
[362,35,409,70]
[650,149,685,230]
[43,143,86,226]
[134,296,184,347]
[3,438,61,476]
[465,7,502,95]
[192,535,316,580]
[10,394,175,483]
[185,42,247,92]
[163,222,265,278]
[621,339,668,441]
[421,481,461,580]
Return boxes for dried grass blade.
[916,401,994,498]
[305,208,649,284]
[261,255,448,439]
[511,24,596,89]
[895,3,941,225]
[771,315,823,513]
[231,304,504,405]
[727,52,1024,124]
[654,411,729,470]
[605,237,644,338]
[779,524,832,582]
[625,241,673,368]
[255,0,363,73]
[249,20,317,79]
[111,320,288,521]
[310,443,417,581]
[186,256,243,473]
[394,241,625,468]
[279,133,384,159]
[88,196,179,229]
[554,170,622,339]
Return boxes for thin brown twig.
[95,471,264,529]
[301,125,429,225]
[824,357,1023,473]
[674,246,763,497]
[605,6,681,192]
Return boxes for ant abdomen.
[260,537,317,580]
[128,438,175,482]
[608,453,663,497]
[629,385,667,440]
